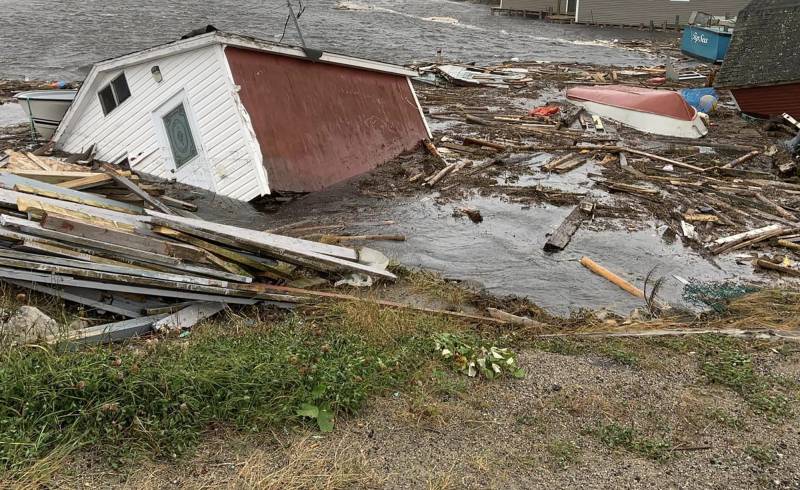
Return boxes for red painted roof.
[566,85,697,121]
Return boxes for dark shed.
[715,0,800,118]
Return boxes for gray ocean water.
[1,0,670,80]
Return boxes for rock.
[2,306,58,342]
[69,318,90,330]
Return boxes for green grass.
[545,440,580,469]
[745,445,777,466]
[593,422,671,461]
[0,313,434,475]
[700,346,793,418]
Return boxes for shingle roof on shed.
[715,0,800,88]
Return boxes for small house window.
[98,73,131,115]
[163,103,198,168]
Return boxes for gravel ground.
[51,339,800,489]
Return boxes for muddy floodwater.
[180,178,754,316]
[1,0,674,79]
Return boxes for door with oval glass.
[154,93,214,191]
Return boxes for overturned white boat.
[566,85,708,139]
[14,90,77,140]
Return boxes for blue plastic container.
[681,26,733,63]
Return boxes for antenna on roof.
[285,0,323,61]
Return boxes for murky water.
[1,0,674,79]
[0,103,28,126]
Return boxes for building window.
[163,103,198,168]
[98,73,131,115]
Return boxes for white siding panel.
[55,45,267,201]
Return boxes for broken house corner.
[52,31,431,201]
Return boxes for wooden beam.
[146,212,396,280]
[0,267,283,305]
[2,216,252,282]
[152,302,225,333]
[544,200,594,252]
[3,279,146,318]
[0,248,231,288]
[53,314,169,344]
[41,213,206,262]
[159,195,198,212]
[580,256,645,299]
[103,167,175,215]
[151,225,290,280]
[56,174,113,190]
[0,170,105,184]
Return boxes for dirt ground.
[47,337,800,489]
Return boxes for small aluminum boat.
[566,85,708,139]
[14,90,77,140]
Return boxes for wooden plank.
[56,174,114,190]
[0,172,142,214]
[159,195,198,212]
[15,195,140,231]
[721,150,760,169]
[612,147,705,172]
[41,213,206,262]
[147,212,396,280]
[103,168,175,215]
[0,170,104,184]
[152,302,225,333]
[1,215,253,283]
[544,201,594,252]
[147,212,359,261]
[0,267,279,305]
[152,225,289,279]
[755,259,800,278]
[3,279,146,318]
[24,152,51,170]
[580,256,644,299]
[54,314,169,344]
[0,248,231,288]
[13,182,142,214]
[711,224,784,247]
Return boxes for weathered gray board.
[41,213,205,261]
[104,170,175,215]
[3,279,169,318]
[59,314,169,344]
[0,254,267,299]
[0,215,252,282]
[152,302,225,332]
[147,212,397,280]
[0,188,145,229]
[0,248,231,288]
[543,201,595,252]
[0,267,267,305]
[146,211,358,260]
[0,173,143,214]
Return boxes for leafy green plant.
[297,384,335,432]
[432,333,524,379]
[593,422,671,461]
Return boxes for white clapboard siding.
[56,45,267,201]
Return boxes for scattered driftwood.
[755,259,800,278]
[580,256,644,299]
[721,150,760,169]
[486,307,547,328]
[544,200,595,252]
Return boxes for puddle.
[0,103,29,127]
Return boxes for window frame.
[98,72,131,116]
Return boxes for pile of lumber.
[0,158,395,344]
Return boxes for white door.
[153,92,215,191]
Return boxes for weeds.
[745,445,777,466]
[701,347,792,418]
[545,440,580,469]
[0,314,423,474]
[593,422,671,461]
